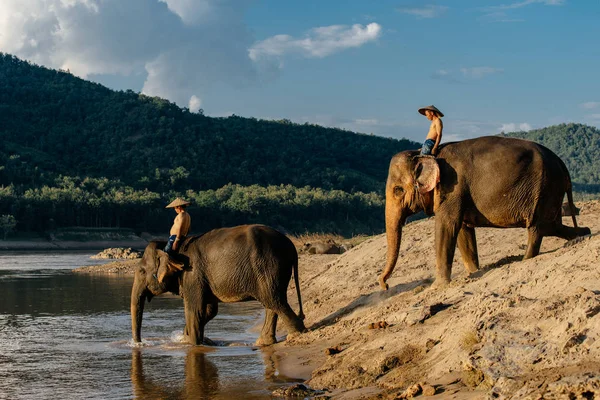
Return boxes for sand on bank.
[74,201,600,398]
[275,201,600,399]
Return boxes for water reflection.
[130,348,283,400]
[131,348,219,399]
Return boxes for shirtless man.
[157,198,191,283]
[418,105,444,156]
[164,197,191,254]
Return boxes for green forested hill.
[503,123,600,192]
[0,53,416,194]
[0,53,417,235]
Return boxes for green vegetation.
[0,53,415,236]
[0,215,17,240]
[2,53,598,237]
[503,123,600,194]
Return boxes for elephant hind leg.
[276,304,306,334]
[256,309,278,346]
[457,225,479,274]
[552,223,589,241]
[262,298,306,336]
[524,226,543,260]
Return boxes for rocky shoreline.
[73,259,140,274]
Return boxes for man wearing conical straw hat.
[164,197,191,255]
[418,105,444,156]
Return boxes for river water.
[0,252,304,399]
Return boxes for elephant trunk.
[131,273,148,343]
[379,200,406,290]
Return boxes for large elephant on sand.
[379,136,591,290]
[131,224,306,346]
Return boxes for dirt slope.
[283,201,600,399]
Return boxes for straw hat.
[418,105,444,117]
[165,198,191,208]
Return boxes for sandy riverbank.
[276,201,600,399]
[74,201,600,398]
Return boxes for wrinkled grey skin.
[131,224,306,346]
[380,136,591,289]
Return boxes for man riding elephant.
[157,197,191,283]
[379,136,591,290]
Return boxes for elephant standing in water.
[131,224,306,346]
[379,136,591,289]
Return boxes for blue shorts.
[164,235,177,254]
[421,139,435,155]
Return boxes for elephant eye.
[394,186,404,196]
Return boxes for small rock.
[420,383,436,396]
[397,383,422,399]
[272,383,326,398]
[91,247,142,260]
[368,320,389,329]
[425,339,439,351]
[562,332,587,353]
[325,346,343,356]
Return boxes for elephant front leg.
[434,214,462,285]
[457,224,479,274]
[184,297,207,346]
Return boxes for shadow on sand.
[468,254,524,280]
[311,279,430,329]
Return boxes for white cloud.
[431,69,463,83]
[581,102,600,110]
[248,23,381,62]
[433,69,451,77]
[0,0,257,109]
[354,118,379,126]
[480,11,525,22]
[188,95,202,112]
[431,67,503,82]
[499,122,532,132]
[479,0,564,22]
[397,5,449,18]
[159,0,213,25]
[460,66,504,79]
[489,0,565,10]
[586,114,600,121]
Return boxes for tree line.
[0,178,384,237]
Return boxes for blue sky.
[0,0,598,142]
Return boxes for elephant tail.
[559,157,579,228]
[293,257,305,320]
[566,182,578,228]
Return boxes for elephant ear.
[155,249,184,283]
[155,250,169,282]
[414,156,440,194]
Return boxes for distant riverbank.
[0,227,150,251]
[0,239,148,251]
